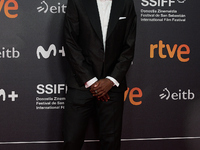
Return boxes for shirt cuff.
[106,76,119,87]
[85,77,98,88]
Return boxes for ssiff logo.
[36,44,65,59]
[141,0,186,7]
[160,88,195,100]
[36,84,67,94]
[0,89,18,101]
[177,0,186,3]
[37,1,67,13]
[0,0,18,18]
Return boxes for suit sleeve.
[64,0,96,86]
[110,2,137,83]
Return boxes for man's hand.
[90,78,113,99]
[98,93,110,102]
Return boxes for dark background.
[0,0,199,149]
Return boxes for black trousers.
[63,87,124,150]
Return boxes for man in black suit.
[63,0,136,149]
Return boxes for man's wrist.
[85,77,98,88]
[106,76,119,87]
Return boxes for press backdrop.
[0,0,200,150]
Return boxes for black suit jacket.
[64,0,137,92]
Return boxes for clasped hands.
[90,78,113,102]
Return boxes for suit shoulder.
[124,0,134,5]
[67,0,80,4]
[123,0,135,11]
[129,0,135,4]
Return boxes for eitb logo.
[37,1,67,14]
[160,88,195,101]
[0,47,20,59]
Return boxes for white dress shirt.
[97,0,112,49]
[85,0,119,88]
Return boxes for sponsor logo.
[0,0,18,18]
[160,88,195,100]
[150,40,190,62]
[36,84,67,110]
[37,1,67,14]
[36,44,65,59]
[0,89,18,101]
[124,87,143,106]
[0,47,20,58]
[0,89,6,101]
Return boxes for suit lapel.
[82,0,103,42]
[106,0,124,40]
[82,0,124,43]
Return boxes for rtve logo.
[150,40,190,62]
[160,88,195,100]
[36,44,65,59]
[0,89,18,101]
[0,0,18,18]
[37,1,67,14]
[124,87,143,106]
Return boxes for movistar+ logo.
[0,89,18,101]
[36,44,65,59]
